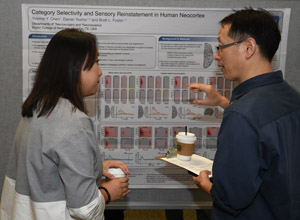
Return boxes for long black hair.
[22,28,98,117]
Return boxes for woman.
[0,28,130,220]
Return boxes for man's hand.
[188,83,230,109]
[192,170,212,195]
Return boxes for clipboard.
[156,154,213,176]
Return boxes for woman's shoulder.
[34,98,93,134]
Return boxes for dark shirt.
[210,71,300,220]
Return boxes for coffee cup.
[108,168,126,178]
[176,132,197,161]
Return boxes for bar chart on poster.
[22,4,290,189]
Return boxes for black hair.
[220,8,281,62]
[22,28,98,117]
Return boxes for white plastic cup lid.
[108,168,126,177]
[176,132,197,144]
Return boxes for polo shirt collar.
[230,70,284,103]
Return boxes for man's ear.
[244,38,256,59]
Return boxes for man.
[189,8,300,219]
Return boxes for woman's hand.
[103,160,130,180]
[100,177,130,202]
[188,83,230,109]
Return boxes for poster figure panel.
[22,5,290,188]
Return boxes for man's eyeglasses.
[216,40,244,52]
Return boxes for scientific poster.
[22,4,290,188]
